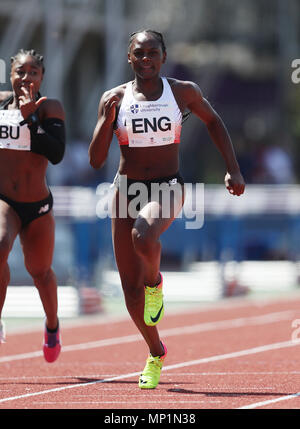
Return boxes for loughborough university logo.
[130,104,139,114]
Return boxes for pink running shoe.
[43,322,61,363]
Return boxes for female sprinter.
[0,49,66,362]
[89,30,245,388]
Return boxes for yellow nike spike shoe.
[139,341,167,389]
[144,272,164,326]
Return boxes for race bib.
[0,110,31,151]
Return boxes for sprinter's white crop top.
[114,77,182,147]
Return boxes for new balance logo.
[38,204,49,214]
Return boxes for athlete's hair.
[128,29,166,53]
[10,49,45,74]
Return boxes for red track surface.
[1,292,300,412]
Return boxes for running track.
[1,292,300,412]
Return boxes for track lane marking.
[0,339,299,405]
[0,309,295,363]
[237,392,300,409]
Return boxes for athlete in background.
[89,30,245,388]
[0,49,65,362]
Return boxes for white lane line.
[1,371,299,381]
[0,339,299,405]
[0,371,142,404]
[0,310,295,363]
[237,392,300,409]
[31,401,222,405]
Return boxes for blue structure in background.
[71,212,300,287]
[160,185,300,264]
[160,214,297,263]
[71,218,113,285]
[53,184,300,287]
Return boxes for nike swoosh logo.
[150,304,164,323]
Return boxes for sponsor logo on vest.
[132,116,171,133]
[130,104,139,114]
